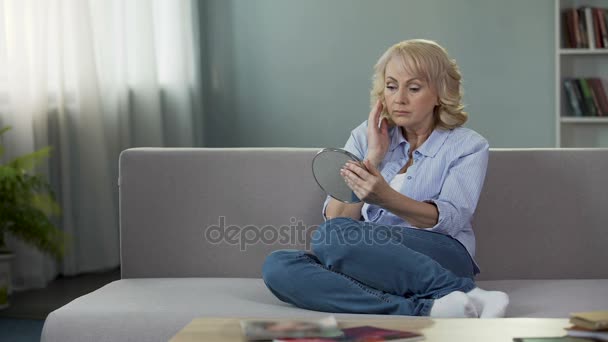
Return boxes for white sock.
[430,291,478,318]
[466,287,509,318]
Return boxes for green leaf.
[30,194,61,216]
[0,126,11,137]
[0,126,10,159]
[0,166,19,179]
[0,126,65,259]
[3,206,66,259]
[8,146,52,171]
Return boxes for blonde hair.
[370,39,467,129]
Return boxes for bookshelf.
[556,0,608,147]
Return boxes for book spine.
[604,10,608,48]
[587,79,601,116]
[593,8,603,48]
[579,78,598,116]
[589,78,608,116]
[599,9,608,48]
[573,8,581,48]
[578,8,587,48]
[593,8,602,48]
[563,11,573,48]
[586,78,602,116]
[564,80,583,116]
[585,7,596,48]
[573,79,589,115]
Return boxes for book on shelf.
[563,80,583,116]
[562,78,608,117]
[595,8,608,48]
[562,6,608,49]
[589,78,608,115]
[579,79,598,116]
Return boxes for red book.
[573,8,582,48]
[563,10,574,48]
[586,78,603,115]
[588,78,608,116]
[597,8,608,47]
[594,8,603,48]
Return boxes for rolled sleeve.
[321,195,332,221]
[365,204,383,222]
[424,137,489,237]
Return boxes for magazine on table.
[273,325,425,342]
[240,316,343,341]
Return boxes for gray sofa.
[42,148,608,342]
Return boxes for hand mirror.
[312,148,366,203]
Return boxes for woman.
[262,39,509,318]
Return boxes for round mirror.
[312,148,364,203]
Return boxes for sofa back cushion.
[119,148,608,280]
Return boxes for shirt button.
[407,176,412,180]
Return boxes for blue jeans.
[262,217,477,316]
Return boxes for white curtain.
[0,0,203,290]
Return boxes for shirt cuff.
[423,199,453,236]
[367,206,383,222]
[321,195,331,222]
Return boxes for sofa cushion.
[118,149,608,281]
[477,279,608,318]
[41,278,608,342]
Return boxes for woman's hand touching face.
[366,99,390,167]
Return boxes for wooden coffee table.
[169,317,571,342]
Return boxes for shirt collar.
[388,125,452,158]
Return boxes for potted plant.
[0,126,66,309]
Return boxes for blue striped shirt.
[322,120,489,265]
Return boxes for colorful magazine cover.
[274,325,424,342]
[240,316,343,341]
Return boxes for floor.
[0,319,45,342]
[0,267,120,341]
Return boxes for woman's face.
[383,56,438,133]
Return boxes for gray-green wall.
[202,0,555,148]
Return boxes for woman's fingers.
[379,112,388,131]
[341,161,370,191]
[375,101,383,129]
[342,161,368,180]
[341,167,360,189]
[341,164,367,200]
[368,99,383,130]
[368,99,378,121]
